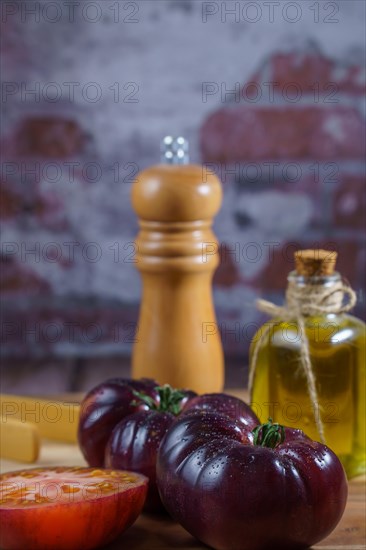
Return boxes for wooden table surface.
[1,390,365,550]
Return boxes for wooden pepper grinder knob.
[131,137,224,393]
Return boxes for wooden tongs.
[0,394,80,463]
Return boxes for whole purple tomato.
[105,410,174,511]
[78,379,197,511]
[157,412,348,550]
[182,393,259,430]
[78,378,159,467]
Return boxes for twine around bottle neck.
[260,277,356,319]
[249,275,357,444]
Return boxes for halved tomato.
[0,467,148,550]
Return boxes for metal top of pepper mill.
[161,136,189,165]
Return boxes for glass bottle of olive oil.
[250,250,365,478]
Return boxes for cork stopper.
[294,249,337,277]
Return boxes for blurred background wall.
[1,0,365,392]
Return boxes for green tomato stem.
[132,385,186,416]
[252,418,286,449]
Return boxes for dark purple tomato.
[157,414,348,550]
[78,378,159,467]
[182,393,259,430]
[78,379,198,511]
[105,410,175,511]
[178,390,197,409]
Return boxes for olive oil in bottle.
[250,250,365,478]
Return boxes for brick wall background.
[1,0,365,393]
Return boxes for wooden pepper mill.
[131,137,224,393]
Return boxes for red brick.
[0,182,22,219]
[333,176,366,230]
[213,243,242,287]
[17,117,87,158]
[250,52,365,95]
[1,304,139,357]
[35,192,69,231]
[271,53,365,95]
[0,256,50,295]
[200,107,365,162]
[270,53,334,92]
[334,242,364,287]
[254,244,291,291]
[0,176,68,230]
[255,240,361,292]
